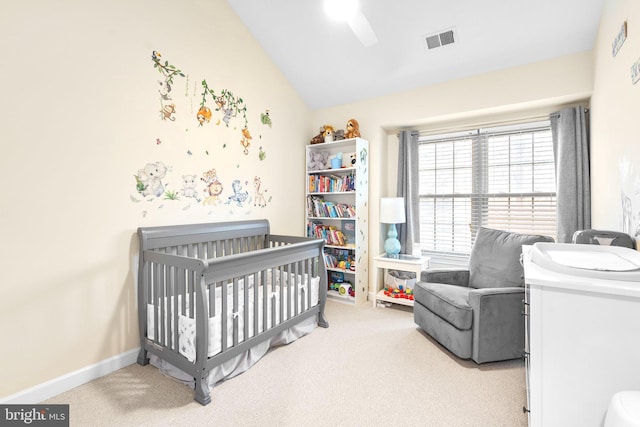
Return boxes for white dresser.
[523,243,640,427]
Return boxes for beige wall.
[591,0,640,245]
[0,0,311,398]
[314,51,595,291]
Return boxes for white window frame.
[418,120,556,267]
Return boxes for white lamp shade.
[380,197,406,224]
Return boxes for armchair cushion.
[414,282,472,330]
[469,227,554,289]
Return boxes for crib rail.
[201,238,327,369]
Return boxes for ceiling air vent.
[424,27,457,50]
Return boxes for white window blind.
[418,120,556,262]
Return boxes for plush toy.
[323,125,336,143]
[345,119,361,139]
[308,151,329,171]
[333,129,345,141]
[310,126,326,144]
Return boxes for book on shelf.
[306,196,356,218]
[308,221,347,246]
[307,173,355,193]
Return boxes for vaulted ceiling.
[226,0,605,110]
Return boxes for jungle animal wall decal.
[152,51,184,122]
[152,50,254,155]
[133,50,273,217]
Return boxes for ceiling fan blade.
[347,11,378,47]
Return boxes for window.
[418,120,556,264]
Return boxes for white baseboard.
[0,348,140,404]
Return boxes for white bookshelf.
[305,138,369,305]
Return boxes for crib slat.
[168,265,175,350]
[159,262,166,346]
[307,259,312,310]
[153,261,159,340]
[174,267,181,351]
[284,264,295,319]
[232,277,239,347]
[302,260,309,313]
[243,274,249,340]
[187,246,195,318]
[179,266,186,316]
[270,268,276,328]
[253,272,259,336]
[221,281,228,352]
[262,270,268,332]
[294,261,299,316]
[209,280,216,318]
[278,265,284,324]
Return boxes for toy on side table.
[383,285,414,301]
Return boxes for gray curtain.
[550,106,591,243]
[397,130,420,254]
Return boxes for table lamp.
[380,197,406,258]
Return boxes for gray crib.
[136,219,328,405]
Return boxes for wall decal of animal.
[253,176,267,207]
[136,162,168,197]
[201,168,223,206]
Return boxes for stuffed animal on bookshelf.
[323,125,336,143]
[308,151,329,171]
[310,126,326,144]
[345,119,361,139]
[333,128,345,141]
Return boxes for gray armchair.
[414,227,554,363]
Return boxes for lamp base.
[384,224,401,258]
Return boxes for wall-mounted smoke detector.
[424,27,458,50]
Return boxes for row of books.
[308,173,355,193]
[306,196,356,218]
[307,222,348,246]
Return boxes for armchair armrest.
[468,287,525,363]
[421,268,470,287]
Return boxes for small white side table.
[372,253,430,308]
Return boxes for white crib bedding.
[149,315,316,391]
[147,271,320,362]
[147,270,319,393]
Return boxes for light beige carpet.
[45,300,528,426]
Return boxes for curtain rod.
[398,104,590,138]
[416,114,552,138]
[549,106,590,119]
